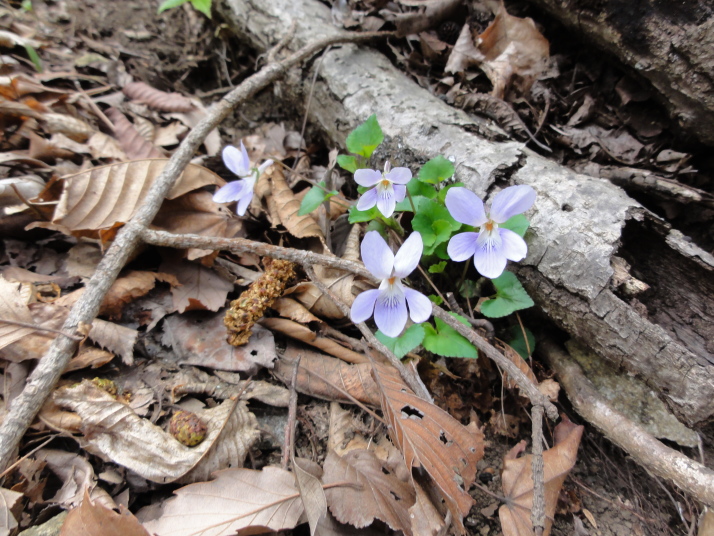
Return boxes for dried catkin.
[224,258,296,346]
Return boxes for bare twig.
[530,404,545,535]
[542,338,714,507]
[282,353,301,469]
[0,29,395,472]
[445,292,494,339]
[141,229,558,417]
[0,318,84,341]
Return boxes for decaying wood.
[542,339,714,508]
[0,29,395,472]
[524,0,714,147]
[219,0,714,425]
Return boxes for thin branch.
[530,404,545,535]
[0,28,395,472]
[141,229,557,417]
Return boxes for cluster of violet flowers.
[213,138,535,339]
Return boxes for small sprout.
[90,378,117,397]
[169,410,207,447]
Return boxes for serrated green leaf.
[376,324,425,358]
[437,181,465,204]
[346,115,383,158]
[158,0,189,13]
[418,155,455,184]
[337,155,358,173]
[428,261,447,274]
[500,214,529,237]
[481,272,534,318]
[508,325,536,359]
[348,204,380,223]
[190,0,211,17]
[298,182,336,216]
[422,315,477,358]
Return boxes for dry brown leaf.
[499,417,584,536]
[271,297,322,324]
[498,339,538,390]
[294,457,328,536]
[0,174,45,207]
[323,449,415,534]
[166,98,221,156]
[287,263,360,320]
[0,487,23,535]
[87,131,127,160]
[28,131,76,161]
[123,81,194,113]
[445,4,549,98]
[152,190,243,260]
[409,479,446,536]
[105,107,163,159]
[42,113,94,142]
[0,275,38,350]
[265,319,368,365]
[373,362,484,534]
[66,347,115,372]
[60,490,150,536]
[53,381,259,484]
[159,256,234,313]
[153,121,189,146]
[267,165,325,241]
[162,312,277,373]
[88,319,138,365]
[46,159,224,236]
[140,466,305,536]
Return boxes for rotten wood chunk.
[224,258,296,346]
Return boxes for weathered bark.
[218,0,714,425]
[524,0,714,146]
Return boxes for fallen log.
[218,0,714,425]
[524,0,714,146]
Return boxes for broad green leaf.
[508,325,536,359]
[433,241,450,260]
[458,279,481,299]
[376,324,425,358]
[422,315,477,358]
[365,219,388,237]
[428,261,447,274]
[481,272,534,318]
[337,155,358,173]
[346,115,383,158]
[190,0,212,17]
[437,181,465,204]
[348,204,380,224]
[423,220,453,255]
[418,155,455,184]
[428,294,443,305]
[412,199,460,250]
[298,182,336,216]
[158,0,189,13]
[500,214,529,237]
[396,187,432,211]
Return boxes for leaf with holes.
[372,362,484,534]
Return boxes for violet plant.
[213,141,273,217]
[299,115,538,359]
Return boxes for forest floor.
[1,0,713,535]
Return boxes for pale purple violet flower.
[213,141,273,216]
[350,231,432,337]
[354,162,412,218]
[445,185,536,279]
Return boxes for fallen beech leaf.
[409,479,446,536]
[323,449,415,534]
[162,312,277,373]
[499,417,584,536]
[373,362,484,534]
[0,487,23,534]
[123,82,194,113]
[153,122,189,146]
[105,107,163,159]
[60,490,149,536]
[264,319,368,365]
[274,344,379,405]
[152,191,243,261]
[271,297,322,324]
[141,466,305,536]
[54,381,259,484]
[0,276,37,350]
[87,131,127,160]
[159,256,234,313]
[294,457,327,536]
[66,347,115,372]
[267,165,324,241]
[48,159,225,236]
[445,4,549,98]
[88,320,138,365]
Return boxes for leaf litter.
[0,1,659,535]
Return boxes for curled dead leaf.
[123,81,194,113]
[266,165,325,242]
[105,107,163,159]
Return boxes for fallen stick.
[541,338,714,507]
[0,29,393,472]
[141,229,558,419]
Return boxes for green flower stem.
[380,215,405,235]
[275,161,351,209]
[405,188,417,213]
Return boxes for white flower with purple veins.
[213,141,273,216]
[350,231,432,337]
[446,185,536,279]
[355,163,412,218]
